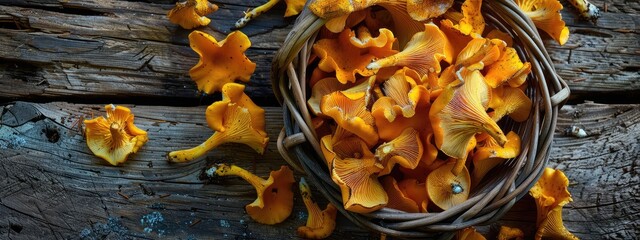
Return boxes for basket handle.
[277,127,307,173]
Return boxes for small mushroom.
[349,26,397,58]
[375,128,423,176]
[430,68,507,175]
[308,77,354,116]
[331,156,387,213]
[398,178,429,212]
[167,0,218,29]
[455,38,506,71]
[455,0,485,36]
[456,227,487,240]
[235,0,305,28]
[367,23,453,78]
[497,226,525,240]
[320,91,378,147]
[210,164,295,224]
[471,131,521,185]
[381,176,420,213]
[188,31,256,94]
[378,68,429,120]
[313,28,378,84]
[484,47,531,88]
[529,168,577,240]
[485,29,514,47]
[168,84,268,162]
[426,161,471,210]
[320,135,371,168]
[297,177,338,239]
[371,84,431,141]
[84,104,148,166]
[488,86,532,122]
[515,0,570,45]
[439,19,474,58]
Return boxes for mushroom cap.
[313,28,378,84]
[432,68,507,161]
[471,131,521,185]
[439,19,474,58]
[84,104,148,166]
[426,161,471,210]
[486,29,514,47]
[382,176,420,213]
[535,206,579,240]
[206,83,266,135]
[515,0,570,45]
[331,157,387,213]
[320,91,379,147]
[245,165,296,225]
[488,86,532,122]
[320,135,372,168]
[188,31,256,94]
[484,47,531,88]
[398,178,429,212]
[297,178,338,239]
[167,0,218,29]
[456,0,485,36]
[349,26,398,58]
[530,168,573,226]
[325,9,368,33]
[455,38,506,71]
[375,128,424,176]
[497,225,525,240]
[367,23,453,78]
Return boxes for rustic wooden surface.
[0,0,638,239]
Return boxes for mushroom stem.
[109,122,126,148]
[213,164,267,193]
[299,178,322,223]
[367,55,398,71]
[167,131,225,162]
[235,0,281,28]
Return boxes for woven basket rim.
[271,0,570,238]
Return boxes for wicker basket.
[272,0,570,238]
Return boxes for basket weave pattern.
[272,0,570,238]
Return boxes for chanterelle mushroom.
[84,104,148,166]
[456,227,487,240]
[168,83,268,162]
[167,0,218,29]
[497,225,525,240]
[430,68,507,175]
[515,0,570,45]
[210,164,295,224]
[426,161,471,210]
[530,168,578,240]
[331,154,387,213]
[235,0,305,28]
[297,177,337,239]
[320,91,378,147]
[189,30,256,94]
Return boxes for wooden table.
[0,0,637,239]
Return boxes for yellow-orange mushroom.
[313,28,377,84]
[167,0,218,29]
[84,104,148,166]
[471,131,521,185]
[455,0,485,36]
[297,177,337,239]
[331,156,387,213]
[455,38,506,71]
[320,91,378,147]
[382,176,420,213]
[375,128,423,176]
[398,178,429,212]
[235,0,305,28]
[497,226,525,240]
[488,86,532,122]
[484,47,531,88]
[188,31,256,94]
[168,84,268,162]
[529,168,578,240]
[515,0,570,45]
[430,68,506,175]
[367,23,453,78]
[210,164,295,224]
[427,161,471,210]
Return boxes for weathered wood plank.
[1,101,638,239]
[0,0,638,103]
[0,102,375,239]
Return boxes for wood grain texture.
[0,102,638,239]
[0,0,638,104]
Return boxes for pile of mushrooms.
[80,0,581,238]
